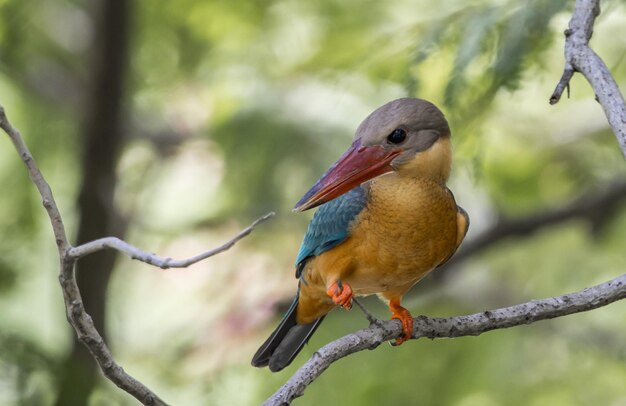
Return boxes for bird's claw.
[390,303,413,346]
[327,280,353,310]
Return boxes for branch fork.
[0,103,273,406]
[550,0,626,157]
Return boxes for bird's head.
[294,98,451,212]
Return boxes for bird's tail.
[251,294,324,372]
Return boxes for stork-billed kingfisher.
[252,98,469,372]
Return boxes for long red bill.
[293,139,401,212]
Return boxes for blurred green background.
[1,0,626,405]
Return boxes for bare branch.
[266,273,626,405]
[68,212,275,268]
[0,106,70,251]
[0,104,272,405]
[58,259,170,406]
[550,0,626,157]
[550,68,574,104]
[0,104,170,405]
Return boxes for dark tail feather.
[251,294,324,372]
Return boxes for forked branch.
[550,0,626,157]
[0,104,273,406]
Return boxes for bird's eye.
[387,128,407,144]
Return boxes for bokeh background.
[1,0,626,405]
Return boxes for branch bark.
[550,0,626,158]
[68,212,274,268]
[266,273,626,405]
[0,104,272,406]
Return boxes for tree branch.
[266,272,626,405]
[0,106,70,251]
[0,104,272,406]
[550,0,626,157]
[68,212,274,268]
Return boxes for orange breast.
[344,175,458,296]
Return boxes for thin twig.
[549,65,574,104]
[68,212,274,268]
[549,0,626,157]
[265,273,626,405]
[351,297,381,326]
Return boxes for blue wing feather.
[295,187,367,277]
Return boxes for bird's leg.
[326,279,353,310]
[389,298,413,346]
[352,297,381,326]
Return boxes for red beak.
[293,139,401,212]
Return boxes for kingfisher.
[252,98,469,372]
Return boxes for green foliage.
[410,0,569,125]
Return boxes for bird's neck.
[396,136,452,184]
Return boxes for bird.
[251,98,469,372]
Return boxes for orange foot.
[326,280,353,310]
[389,299,413,346]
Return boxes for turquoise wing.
[295,187,367,277]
